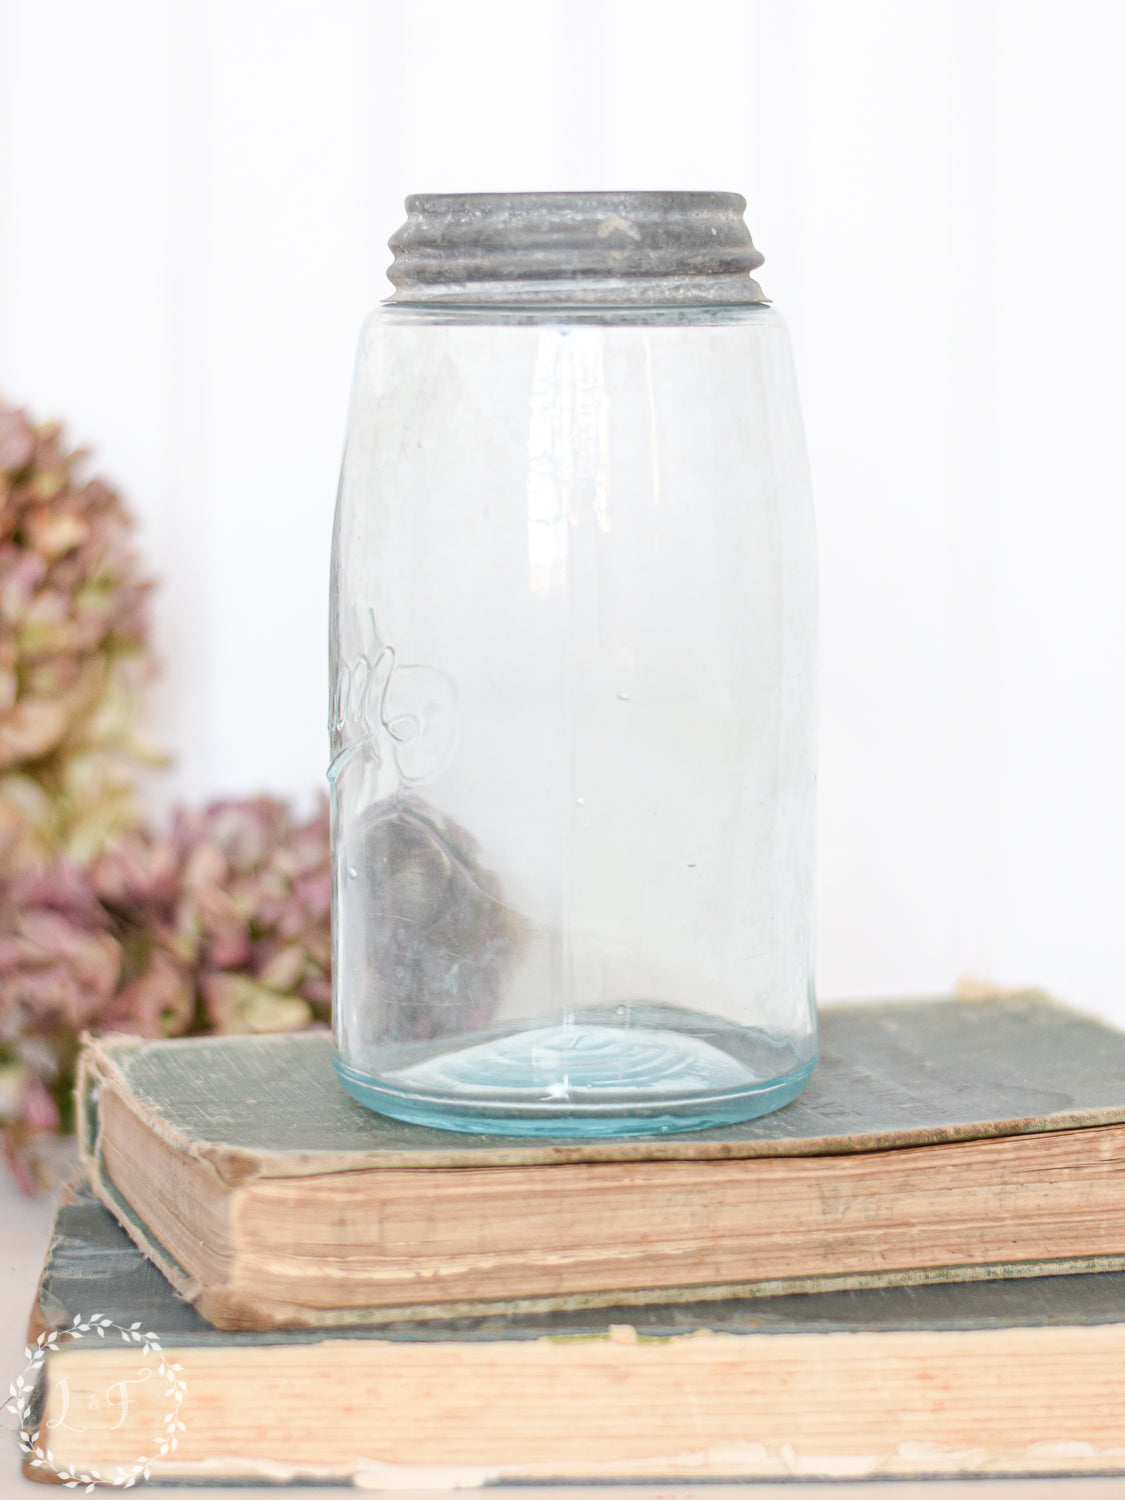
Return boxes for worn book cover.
[78,991,1125,1327]
[18,1187,1125,1484]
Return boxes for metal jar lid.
[386,191,767,306]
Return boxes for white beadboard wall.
[1,0,1124,1020]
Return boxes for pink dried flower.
[0,863,119,1040]
[202,972,311,1035]
[99,949,194,1040]
[21,1073,60,1133]
[167,797,331,1028]
[0,397,159,869]
[1,795,332,1191]
[0,398,334,1192]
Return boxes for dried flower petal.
[0,697,70,764]
[101,951,193,1039]
[0,407,34,472]
[91,830,179,907]
[203,973,312,1035]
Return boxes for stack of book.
[21,990,1125,1484]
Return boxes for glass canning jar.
[330,191,817,1137]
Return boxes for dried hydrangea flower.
[0,398,159,867]
[92,796,332,1040]
[0,398,336,1191]
[3,795,331,1190]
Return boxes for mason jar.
[330,191,817,1137]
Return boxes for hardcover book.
[20,1187,1125,1484]
[77,991,1125,1328]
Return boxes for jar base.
[334,1019,815,1138]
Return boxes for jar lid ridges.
[386,191,767,306]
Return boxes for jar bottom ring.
[334,1023,815,1138]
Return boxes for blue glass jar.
[330,192,817,1136]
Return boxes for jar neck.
[374,303,778,329]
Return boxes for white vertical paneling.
[595,1,757,191]
[2,0,170,582]
[991,0,1125,1022]
[357,2,412,303]
[746,0,806,323]
[554,0,608,190]
[382,0,577,194]
[201,0,370,804]
[944,0,1000,983]
[153,0,211,809]
[2,0,1125,1015]
[0,0,12,361]
[798,0,956,1000]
